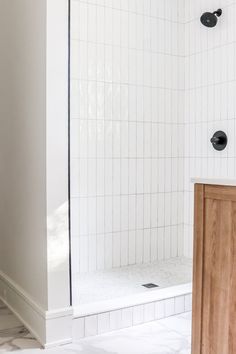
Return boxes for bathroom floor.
[0,298,191,353]
[0,300,41,351]
[73,257,192,307]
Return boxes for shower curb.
[72,287,192,340]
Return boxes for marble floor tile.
[10,314,192,354]
[0,299,192,354]
[70,319,191,354]
[157,313,192,337]
[0,302,41,352]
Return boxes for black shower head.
[200,9,222,27]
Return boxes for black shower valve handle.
[210,131,227,151]
[210,136,221,144]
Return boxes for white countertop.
[191,178,236,187]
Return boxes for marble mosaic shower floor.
[74,257,192,306]
[0,300,41,352]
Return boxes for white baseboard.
[0,270,73,348]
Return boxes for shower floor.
[73,257,192,316]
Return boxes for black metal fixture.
[210,131,227,151]
[142,283,159,289]
[200,9,222,27]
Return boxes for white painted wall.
[46,0,71,311]
[0,0,48,310]
[0,0,71,346]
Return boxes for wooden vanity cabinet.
[192,183,236,354]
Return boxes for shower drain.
[142,283,159,289]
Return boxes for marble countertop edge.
[191,178,236,187]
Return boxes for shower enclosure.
[70,0,193,338]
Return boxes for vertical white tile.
[113,196,121,232]
[121,231,129,266]
[87,3,97,42]
[98,312,110,334]
[143,229,151,263]
[88,197,97,234]
[121,308,133,328]
[104,233,113,269]
[71,0,189,278]
[136,195,144,230]
[185,294,192,312]
[164,298,175,317]
[128,230,136,265]
[128,195,136,230]
[97,159,105,196]
[133,305,144,325]
[104,197,112,233]
[121,196,129,231]
[113,232,121,267]
[144,302,155,322]
[71,198,79,236]
[135,229,143,264]
[110,310,122,331]
[97,234,105,271]
[164,226,171,260]
[97,197,105,234]
[121,159,129,195]
[175,296,185,315]
[85,315,98,337]
[73,317,85,340]
[150,228,158,262]
[155,301,165,320]
[78,3,88,41]
[88,234,97,272]
[79,236,89,273]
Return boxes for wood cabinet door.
[192,184,236,354]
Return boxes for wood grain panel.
[192,184,204,354]
[192,184,236,354]
[228,201,236,354]
[201,199,231,354]
[205,184,236,202]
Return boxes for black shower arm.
[213,9,222,17]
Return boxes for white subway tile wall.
[184,0,236,257]
[70,0,186,288]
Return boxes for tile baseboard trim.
[0,270,73,348]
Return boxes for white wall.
[70,0,186,296]
[46,0,71,311]
[0,0,48,310]
[183,0,236,257]
[0,0,71,346]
